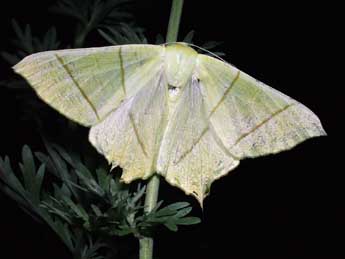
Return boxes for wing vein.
[208,70,241,118]
[55,54,100,121]
[208,122,240,160]
[173,126,209,165]
[129,112,148,157]
[118,46,126,96]
[233,103,295,146]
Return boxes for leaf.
[91,204,103,217]
[49,3,87,24]
[20,145,36,193]
[74,169,104,197]
[11,19,23,38]
[62,196,89,223]
[49,0,135,47]
[0,51,20,64]
[161,201,190,211]
[174,206,192,218]
[98,24,147,45]
[98,29,117,45]
[139,201,200,232]
[96,168,110,191]
[201,40,223,50]
[164,222,178,232]
[2,20,60,65]
[41,199,72,224]
[183,30,195,43]
[35,152,59,177]
[41,140,81,199]
[0,180,27,209]
[130,184,146,206]
[0,156,26,195]
[52,221,74,251]
[174,217,201,225]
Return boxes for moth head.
[164,43,198,88]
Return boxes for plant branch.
[166,0,184,43]
[139,175,160,259]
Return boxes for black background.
[0,1,341,258]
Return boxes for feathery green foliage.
[50,0,134,47]
[1,20,60,65]
[0,143,200,259]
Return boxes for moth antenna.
[186,43,228,63]
[163,41,227,63]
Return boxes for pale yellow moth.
[13,43,326,205]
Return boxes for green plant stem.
[166,0,184,43]
[139,175,160,259]
[139,1,184,259]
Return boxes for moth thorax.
[165,43,198,88]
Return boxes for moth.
[13,43,326,205]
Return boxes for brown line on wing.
[172,72,242,166]
[55,54,100,121]
[233,103,295,146]
[208,70,241,119]
[172,126,209,165]
[129,112,148,157]
[118,46,126,97]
